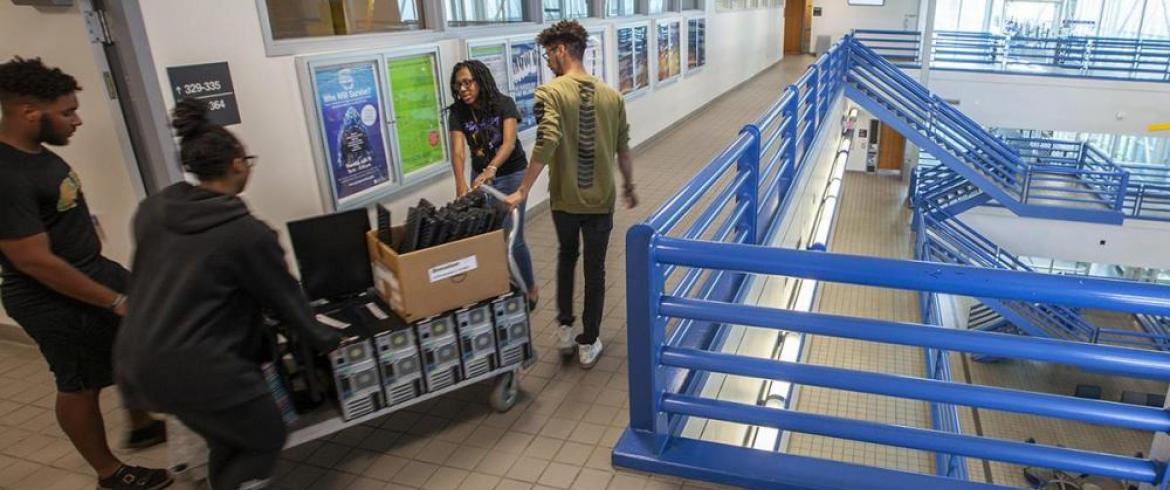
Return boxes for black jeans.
[552,211,613,345]
[175,394,286,490]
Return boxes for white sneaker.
[578,339,603,369]
[557,325,576,355]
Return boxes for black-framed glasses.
[243,155,258,168]
[452,79,477,89]
[542,45,560,60]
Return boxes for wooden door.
[784,0,806,54]
[877,122,906,172]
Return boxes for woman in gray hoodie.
[114,98,342,490]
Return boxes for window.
[447,0,528,26]
[543,0,592,20]
[1064,0,1102,36]
[933,0,990,32]
[608,0,637,16]
[648,0,676,14]
[1002,0,1060,36]
[680,0,703,10]
[1099,0,1143,37]
[1140,0,1170,39]
[264,0,424,39]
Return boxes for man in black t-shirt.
[0,58,171,490]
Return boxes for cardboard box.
[367,228,510,323]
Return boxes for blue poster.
[313,61,391,204]
[510,41,540,133]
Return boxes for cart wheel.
[490,372,519,412]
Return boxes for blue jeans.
[475,169,536,294]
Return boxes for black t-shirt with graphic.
[0,142,108,305]
[447,96,528,177]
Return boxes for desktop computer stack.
[287,208,535,422]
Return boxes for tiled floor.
[784,172,935,475]
[0,56,817,490]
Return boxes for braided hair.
[172,98,243,180]
[447,59,505,122]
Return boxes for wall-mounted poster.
[468,42,510,90]
[657,21,682,83]
[312,60,392,205]
[584,31,607,82]
[687,18,707,72]
[510,40,540,132]
[617,24,650,96]
[387,53,446,175]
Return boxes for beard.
[38,116,70,146]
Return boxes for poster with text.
[510,40,540,132]
[387,53,446,175]
[618,25,650,95]
[585,32,606,82]
[618,27,634,93]
[657,21,682,82]
[688,18,707,71]
[669,23,681,77]
[469,43,510,91]
[313,60,391,204]
[633,25,649,90]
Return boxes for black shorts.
[9,302,119,392]
[3,261,128,393]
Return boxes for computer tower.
[328,336,384,421]
[455,303,497,379]
[417,314,462,392]
[365,306,424,407]
[491,293,533,368]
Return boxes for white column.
[919,0,938,88]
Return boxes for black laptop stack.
[393,193,507,253]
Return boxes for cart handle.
[476,184,528,295]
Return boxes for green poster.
[388,54,445,175]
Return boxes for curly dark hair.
[0,57,81,104]
[537,20,588,60]
[448,59,506,121]
[172,97,244,180]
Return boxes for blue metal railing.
[855,29,1170,83]
[1004,137,1130,212]
[614,36,1170,490]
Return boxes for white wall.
[811,0,920,53]
[921,69,1170,136]
[1,3,143,336]
[962,207,1170,270]
[136,1,784,253]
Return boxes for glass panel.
[1141,0,1170,39]
[1003,0,1059,37]
[1064,0,1103,36]
[957,0,989,31]
[447,0,527,26]
[266,0,423,39]
[1099,0,1143,38]
[544,0,591,20]
[934,0,962,31]
[608,0,637,16]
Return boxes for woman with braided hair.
[447,59,539,309]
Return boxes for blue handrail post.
[779,86,800,195]
[624,224,668,451]
[739,125,762,245]
[1116,171,1131,212]
[808,64,821,130]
